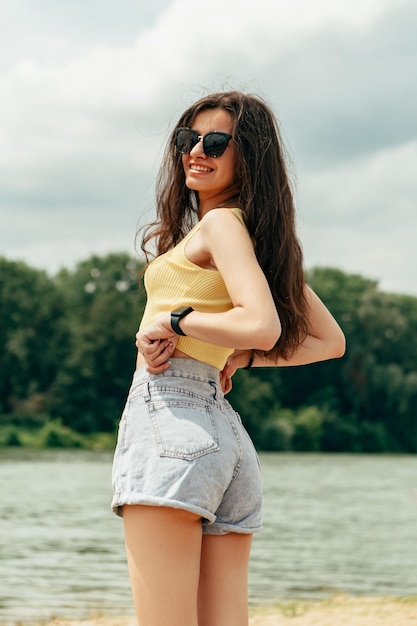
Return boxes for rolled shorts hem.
[112,493,262,535]
[112,492,216,523]
[202,521,263,535]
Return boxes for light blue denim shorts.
[111,357,262,535]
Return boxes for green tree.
[228,369,279,447]
[50,253,146,433]
[0,257,65,425]
[275,267,378,413]
[241,267,417,452]
[2,255,417,453]
[344,290,417,451]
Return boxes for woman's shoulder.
[198,208,250,247]
[200,207,245,227]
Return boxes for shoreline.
[20,595,417,626]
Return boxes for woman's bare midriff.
[136,347,190,370]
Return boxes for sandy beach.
[41,595,417,626]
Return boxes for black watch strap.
[170,306,194,336]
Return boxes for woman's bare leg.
[198,533,253,626]
[123,505,203,626]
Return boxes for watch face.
[173,306,193,317]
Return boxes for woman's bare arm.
[220,285,345,388]
[136,209,282,357]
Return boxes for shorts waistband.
[130,358,224,403]
[133,357,221,384]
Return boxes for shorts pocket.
[148,401,219,460]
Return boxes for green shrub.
[292,406,324,452]
[39,420,84,448]
[259,416,294,451]
[358,421,393,452]
[0,426,23,447]
[321,413,360,452]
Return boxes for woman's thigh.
[198,532,253,626]
[123,505,203,626]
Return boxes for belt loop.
[143,381,151,402]
[209,380,217,401]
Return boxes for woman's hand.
[220,349,253,394]
[136,313,178,374]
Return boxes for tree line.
[1,253,416,452]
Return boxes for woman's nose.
[190,137,206,157]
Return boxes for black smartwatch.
[170,306,194,336]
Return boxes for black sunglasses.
[175,127,233,158]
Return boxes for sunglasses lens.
[175,128,198,154]
[203,133,230,157]
[175,128,232,157]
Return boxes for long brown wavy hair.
[140,91,309,360]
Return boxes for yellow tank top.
[139,209,246,369]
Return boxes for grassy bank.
[0,421,115,450]
[30,595,417,626]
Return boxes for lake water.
[1,449,416,624]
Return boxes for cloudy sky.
[1,0,416,295]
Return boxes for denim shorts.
[111,358,262,535]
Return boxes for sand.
[42,595,417,626]
[249,595,417,625]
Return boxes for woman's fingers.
[145,340,173,363]
[223,376,233,394]
[146,360,172,374]
[137,338,176,374]
[219,365,233,394]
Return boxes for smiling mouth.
[190,164,213,173]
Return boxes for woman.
[112,91,345,626]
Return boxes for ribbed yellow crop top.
[139,209,246,370]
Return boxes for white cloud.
[298,141,417,293]
[301,141,417,222]
[0,0,416,296]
